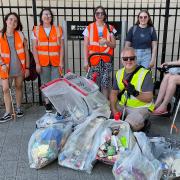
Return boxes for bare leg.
[14,76,23,108]
[156,75,180,111]
[155,73,171,108]
[102,87,109,99]
[2,79,12,113]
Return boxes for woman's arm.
[24,38,30,77]
[125,41,132,47]
[105,34,116,48]
[59,38,64,68]
[161,59,180,67]
[32,39,41,74]
[83,36,89,71]
[149,40,157,68]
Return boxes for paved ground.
[0,104,179,180]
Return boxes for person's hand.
[149,61,155,68]
[1,64,7,71]
[125,82,139,97]
[36,63,41,74]
[160,62,168,68]
[25,69,30,78]
[99,38,107,46]
[84,65,89,72]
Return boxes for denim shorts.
[135,48,151,69]
[87,62,112,88]
[40,65,60,85]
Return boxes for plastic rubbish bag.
[96,119,136,165]
[41,73,110,125]
[58,114,106,173]
[150,137,180,179]
[36,113,73,128]
[113,132,162,180]
[28,123,72,169]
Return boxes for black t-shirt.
[126,25,157,49]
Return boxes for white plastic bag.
[58,115,106,173]
[36,113,73,128]
[28,123,72,169]
[113,132,162,180]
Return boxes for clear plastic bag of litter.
[58,114,107,173]
[36,113,73,129]
[96,119,136,165]
[41,73,110,125]
[113,132,162,180]
[28,123,72,169]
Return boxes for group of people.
[0,6,179,132]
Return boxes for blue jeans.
[135,49,151,69]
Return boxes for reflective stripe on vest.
[34,25,62,66]
[0,31,26,79]
[116,67,155,111]
[87,22,114,66]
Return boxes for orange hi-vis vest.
[87,22,114,66]
[0,31,26,79]
[33,25,63,67]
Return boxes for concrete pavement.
[0,104,179,180]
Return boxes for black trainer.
[45,103,53,113]
[0,113,12,123]
[16,108,24,118]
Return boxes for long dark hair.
[93,5,107,22]
[1,12,23,38]
[135,10,153,27]
[39,8,54,25]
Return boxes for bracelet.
[25,67,29,69]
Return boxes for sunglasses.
[95,12,105,16]
[139,16,148,19]
[122,56,136,61]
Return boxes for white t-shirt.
[31,27,64,40]
[82,24,117,37]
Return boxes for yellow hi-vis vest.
[116,67,155,111]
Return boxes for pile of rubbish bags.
[27,72,180,179]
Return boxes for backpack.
[25,50,38,81]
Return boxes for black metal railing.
[0,0,179,104]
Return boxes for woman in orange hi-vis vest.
[83,6,116,99]
[32,8,64,113]
[0,12,30,123]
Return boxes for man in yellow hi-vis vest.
[110,47,154,131]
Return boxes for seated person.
[153,60,180,115]
[110,47,154,131]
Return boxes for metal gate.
[0,0,179,104]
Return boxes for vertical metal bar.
[56,0,59,25]
[177,33,180,59]
[154,2,162,82]
[9,0,11,12]
[171,4,178,62]
[160,0,170,80]
[118,0,122,68]
[1,0,4,22]
[79,0,82,76]
[64,0,66,20]
[62,20,68,72]
[32,0,42,105]
[71,0,75,73]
